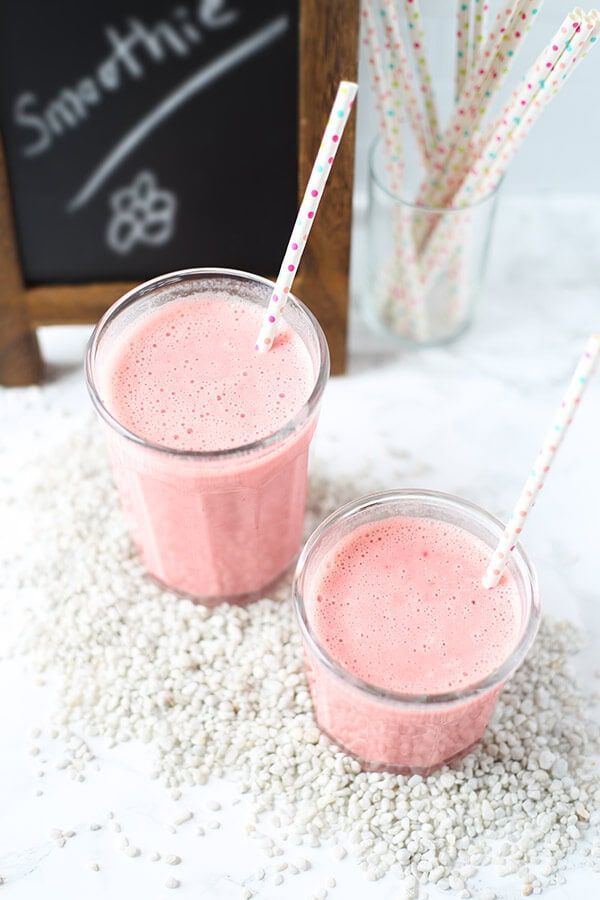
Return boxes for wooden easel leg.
[297,0,359,376]
[0,134,43,386]
[0,306,42,386]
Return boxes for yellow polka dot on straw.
[483,333,600,589]
[255,81,357,352]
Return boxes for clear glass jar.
[86,268,329,604]
[363,137,501,346]
[293,489,540,774]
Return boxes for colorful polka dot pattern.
[375,0,432,166]
[417,0,541,213]
[455,10,599,205]
[455,1,472,101]
[483,334,600,589]
[362,2,599,344]
[255,81,357,352]
[361,1,429,340]
[361,2,404,193]
[471,1,490,72]
[403,0,440,146]
[417,9,599,307]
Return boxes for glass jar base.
[147,556,298,608]
[361,302,472,349]
[316,721,482,776]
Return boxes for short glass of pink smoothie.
[293,490,540,774]
[86,268,329,604]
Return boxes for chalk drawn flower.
[106,171,176,254]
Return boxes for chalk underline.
[67,14,289,212]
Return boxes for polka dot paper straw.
[361,1,429,341]
[419,8,599,294]
[455,0,472,102]
[255,81,357,352]
[418,0,543,213]
[361,1,404,189]
[471,1,489,71]
[483,334,600,589]
[403,0,440,146]
[373,0,432,165]
[455,9,597,205]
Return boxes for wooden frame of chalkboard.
[0,0,358,385]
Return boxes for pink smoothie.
[309,517,521,694]
[103,296,313,451]
[301,512,527,773]
[93,283,325,601]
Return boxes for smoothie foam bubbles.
[100,293,315,453]
[309,516,523,694]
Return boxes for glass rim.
[369,136,503,214]
[292,488,541,708]
[85,267,330,461]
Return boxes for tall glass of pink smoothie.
[293,490,540,774]
[86,268,329,604]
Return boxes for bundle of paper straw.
[362,1,600,341]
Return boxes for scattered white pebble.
[149,851,161,862]
[8,431,600,899]
[164,876,180,889]
[172,809,193,826]
[87,862,100,872]
[164,855,181,866]
[89,823,102,831]
[124,846,140,858]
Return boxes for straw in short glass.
[483,333,600,589]
[255,81,357,352]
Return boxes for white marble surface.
[1,194,600,899]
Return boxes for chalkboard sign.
[0,0,358,384]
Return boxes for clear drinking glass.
[293,489,540,774]
[363,137,501,346]
[86,268,329,605]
